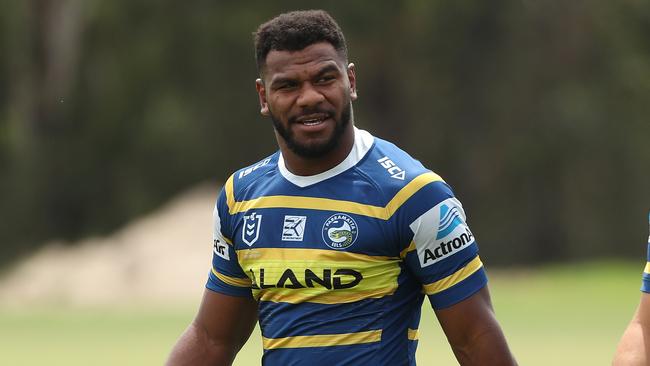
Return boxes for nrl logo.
[242,212,262,246]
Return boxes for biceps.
[195,289,258,348]
[434,287,498,345]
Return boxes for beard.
[270,102,352,159]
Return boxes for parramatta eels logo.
[322,213,358,250]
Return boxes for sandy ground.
[0,184,219,307]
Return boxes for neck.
[277,125,355,176]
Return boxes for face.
[256,42,357,159]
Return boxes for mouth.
[294,113,331,127]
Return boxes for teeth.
[302,118,324,126]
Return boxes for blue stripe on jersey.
[429,266,487,309]
[258,298,384,338]
[206,272,252,298]
[262,342,381,366]
[642,239,650,293]
[642,272,650,293]
[395,180,455,237]
[227,207,401,257]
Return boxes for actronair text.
[422,227,474,265]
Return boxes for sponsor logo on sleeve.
[213,238,229,260]
[282,215,307,241]
[242,212,262,246]
[410,198,476,267]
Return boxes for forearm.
[166,321,239,366]
[613,320,648,366]
[613,293,650,365]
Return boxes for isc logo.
[377,156,405,180]
[239,158,271,179]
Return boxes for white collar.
[278,127,374,187]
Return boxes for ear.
[256,78,270,116]
[347,63,358,101]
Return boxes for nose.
[296,83,325,108]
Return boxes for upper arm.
[194,288,258,352]
[207,187,254,297]
[435,287,516,365]
[400,180,487,309]
[166,289,257,366]
[434,286,498,346]
[202,185,258,345]
[398,180,514,364]
[166,186,258,366]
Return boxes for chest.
[229,208,403,304]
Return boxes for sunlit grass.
[0,261,642,365]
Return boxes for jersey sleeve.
[400,181,487,309]
[642,242,650,293]
[206,186,253,298]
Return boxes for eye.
[316,75,336,84]
[274,81,298,91]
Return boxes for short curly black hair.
[254,10,348,74]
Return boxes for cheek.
[269,95,293,114]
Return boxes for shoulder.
[355,133,448,208]
[219,152,280,208]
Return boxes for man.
[613,213,650,365]
[167,10,517,365]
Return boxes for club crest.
[322,213,358,250]
[242,212,262,246]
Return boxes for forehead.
[263,42,345,81]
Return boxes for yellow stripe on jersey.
[211,268,252,288]
[422,256,483,295]
[644,262,650,274]
[408,328,419,341]
[237,248,401,304]
[225,171,443,219]
[258,287,395,304]
[222,235,233,245]
[400,241,416,259]
[225,174,236,212]
[237,247,399,262]
[262,329,382,349]
[384,172,443,218]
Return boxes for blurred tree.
[0,0,649,266]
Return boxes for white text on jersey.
[377,156,405,180]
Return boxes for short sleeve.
[400,181,487,309]
[206,187,253,298]
[642,242,650,293]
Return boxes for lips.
[294,112,332,126]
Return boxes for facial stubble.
[269,101,352,159]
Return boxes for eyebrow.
[270,64,342,87]
[313,64,341,78]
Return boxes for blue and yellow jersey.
[642,212,650,293]
[207,128,487,365]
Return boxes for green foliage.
[1,1,649,264]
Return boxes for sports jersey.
[642,212,650,293]
[207,127,488,365]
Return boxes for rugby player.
[613,213,650,365]
[167,9,517,365]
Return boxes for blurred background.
[1,0,649,365]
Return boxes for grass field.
[0,261,643,365]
